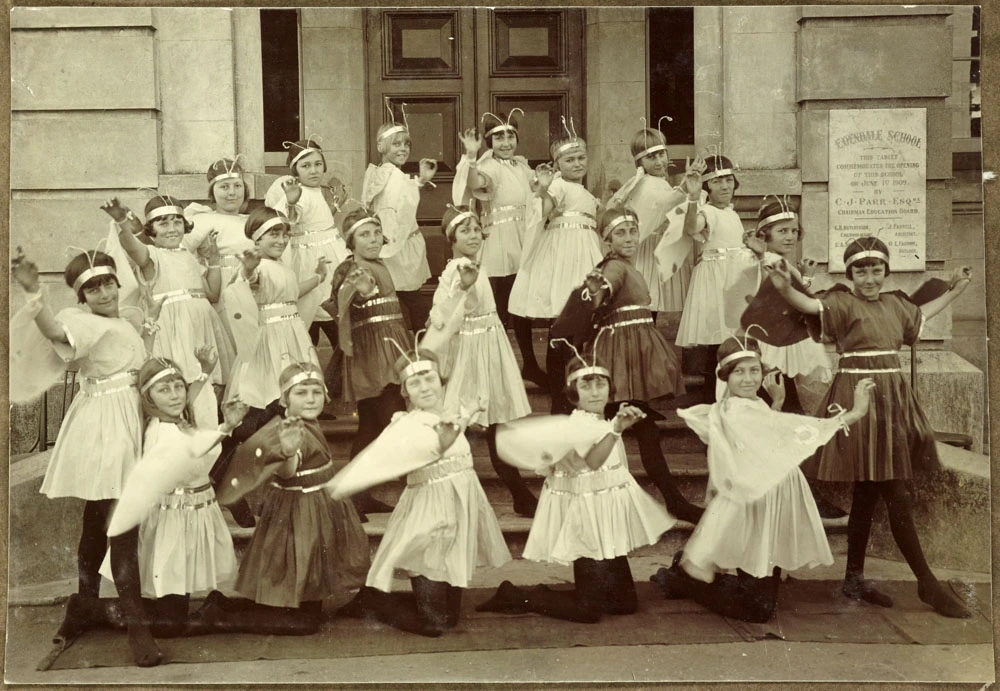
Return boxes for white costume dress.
[428,259,531,426]
[362,163,432,292]
[509,176,603,318]
[11,303,147,501]
[676,396,841,582]
[609,170,693,312]
[265,179,348,328]
[675,203,760,347]
[521,410,675,565]
[100,419,237,598]
[182,204,254,353]
[364,410,511,592]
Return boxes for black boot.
[367,589,444,638]
[412,576,449,633]
[109,530,163,667]
[486,425,537,517]
[631,416,703,524]
[475,580,531,614]
[445,586,463,628]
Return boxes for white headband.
[72,265,117,293]
[702,168,736,182]
[401,359,438,382]
[140,366,182,394]
[445,210,478,239]
[757,211,797,231]
[485,123,517,139]
[146,205,184,222]
[378,125,408,144]
[280,368,325,395]
[845,249,890,269]
[210,171,243,186]
[345,215,380,242]
[633,143,667,162]
[251,216,288,242]
[717,349,760,372]
[602,212,638,240]
[555,140,586,158]
[290,147,322,168]
[567,365,611,386]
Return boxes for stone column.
[584,8,647,199]
[233,9,266,185]
[299,9,367,197]
[154,8,237,182]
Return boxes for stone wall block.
[798,109,829,182]
[799,22,951,101]
[157,40,235,122]
[724,112,797,169]
[301,8,364,30]
[594,21,645,85]
[724,6,800,34]
[153,7,232,41]
[799,187,829,262]
[724,33,797,115]
[161,121,236,175]
[11,7,153,29]
[11,117,159,189]
[925,187,953,260]
[11,30,156,111]
[301,28,365,92]
[586,8,646,26]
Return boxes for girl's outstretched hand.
[743,229,767,258]
[532,163,555,193]
[681,157,706,197]
[278,416,305,458]
[949,265,973,290]
[612,403,646,434]
[851,378,877,417]
[798,257,819,279]
[140,284,167,322]
[221,397,249,432]
[460,128,482,158]
[762,370,785,410]
[457,260,479,290]
[282,178,303,206]
[194,345,218,374]
[100,197,131,223]
[240,247,262,274]
[434,419,462,453]
[418,159,438,183]
[762,257,792,292]
[346,265,377,296]
[11,247,40,293]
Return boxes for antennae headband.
[251,216,288,241]
[633,143,667,162]
[72,265,117,293]
[845,249,890,269]
[140,366,182,394]
[566,365,611,386]
[756,211,797,230]
[146,205,184,222]
[717,350,760,371]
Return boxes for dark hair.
[565,373,615,406]
[441,205,478,242]
[716,337,763,382]
[847,256,890,279]
[598,206,638,241]
[629,128,668,161]
[483,113,520,149]
[286,140,327,175]
[64,251,120,303]
[755,200,801,242]
[244,205,290,241]
[702,155,740,193]
[206,158,249,209]
[397,350,448,403]
[340,208,383,251]
[142,195,194,237]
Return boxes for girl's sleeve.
[9,296,73,404]
[469,156,500,202]
[896,294,924,346]
[546,177,569,214]
[181,209,214,254]
[676,404,711,445]
[599,259,629,296]
[818,289,851,344]
[264,175,295,212]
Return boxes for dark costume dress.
[806,289,940,482]
[235,418,370,608]
[592,256,684,400]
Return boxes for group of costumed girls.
[11,107,975,670]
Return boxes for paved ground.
[6,553,994,685]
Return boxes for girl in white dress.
[362,105,437,331]
[102,195,235,425]
[182,157,254,353]
[651,336,874,622]
[330,348,511,637]
[479,350,675,623]
[11,249,162,667]
[427,205,536,516]
[674,153,761,401]
[454,111,546,385]
[265,138,347,335]
[509,119,604,410]
[609,122,700,316]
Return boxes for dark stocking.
[148,594,190,638]
[652,557,780,623]
[396,289,433,333]
[492,274,544,382]
[77,499,113,598]
[486,424,537,517]
[880,481,971,618]
[842,482,893,607]
[361,585,444,638]
[628,413,703,524]
[308,318,339,348]
[412,576,450,631]
[187,591,321,635]
[547,331,572,415]
[350,386,405,517]
[445,585,463,628]
[109,529,163,667]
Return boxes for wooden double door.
[365,8,585,229]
